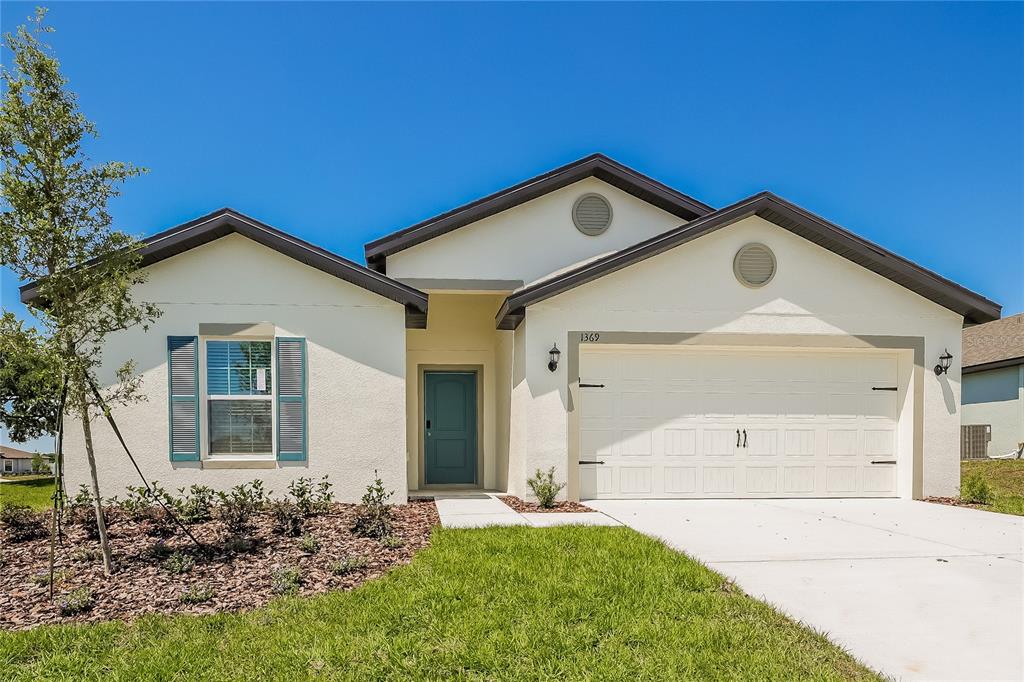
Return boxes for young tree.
[0,8,160,574]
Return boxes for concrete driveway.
[589,498,1024,681]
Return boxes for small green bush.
[176,485,215,524]
[299,534,320,554]
[271,567,301,595]
[382,535,404,549]
[57,587,94,616]
[352,472,394,539]
[179,584,215,605]
[270,499,304,537]
[330,555,368,576]
[960,473,994,505]
[67,485,113,540]
[30,570,64,587]
[214,481,267,536]
[0,504,47,542]
[287,476,332,516]
[163,551,195,575]
[527,467,565,508]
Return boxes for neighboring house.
[23,154,1001,502]
[0,445,47,475]
[962,313,1024,457]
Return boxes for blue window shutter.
[167,336,200,461]
[276,337,307,461]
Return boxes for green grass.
[0,526,878,681]
[962,459,1024,516]
[0,476,55,511]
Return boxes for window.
[3,460,12,473]
[206,340,273,456]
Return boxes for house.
[0,444,47,475]
[24,154,1001,502]
[962,313,1024,457]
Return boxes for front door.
[424,371,478,485]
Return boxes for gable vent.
[733,243,776,287]
[573,193,613,236]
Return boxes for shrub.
[30,570,64,587]
[71,547,102,563]
[163,551,195,575]
[270,499,304,537]
[214,481,266,536]
[271,567,301,595]
[382,535,404,549]
[67,485,113,540]
[179,584,215,605]
[299,534,320,554]
[960,473,993,505]
[58,587,94,616]
[527,467,565,508]
[352,472,394,539]
[330,555,368,576]
[288,475,334,516]
[176,485,215,524]
[0,504,47,542]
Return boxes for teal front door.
[424,371,478,485]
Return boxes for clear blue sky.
[2,2,1022,450]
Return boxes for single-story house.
[962,313,1024,458]
[25,154,1001,502]
[0,444,48,475]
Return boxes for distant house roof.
[0,445,39,459]
[363,153,714,272]
[963,313,1024,374]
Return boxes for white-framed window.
[3,460,12,473]
[201,338,274,458]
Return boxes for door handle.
[736,429,741,447]
[425,420,431,429]
[743,430,748,448]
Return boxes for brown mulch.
[0,501,438,630]
[498,495,595,513]
[924,496,988,511]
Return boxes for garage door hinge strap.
[579,382,605,388]
[871,386,898,391]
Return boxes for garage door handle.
[872,386,898,391]
[579,383,605,388]
[742,429,747,448]
[871,460,897,465]
[578,460,605,465]
[736,429,741,447]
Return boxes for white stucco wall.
[508,215,965,500]
[963,365,1024,457]
[385,177,685,285]
[62,234,409,503]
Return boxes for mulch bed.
[498,495,595,513]
[924,496,990,511]
[0,501,438,630]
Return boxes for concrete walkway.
[590,498,1024,681]
[432,493,620,529]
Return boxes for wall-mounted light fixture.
[934,349,953,376]
[548,344,561,372]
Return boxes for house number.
[580,332,600,342]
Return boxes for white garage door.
[578,347,901,499]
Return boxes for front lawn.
[0,476,55,511]
[961,459,1024,516]
[0,525,878,681]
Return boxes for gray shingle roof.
[963,313,1024,369]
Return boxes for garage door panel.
[579,348,901,499]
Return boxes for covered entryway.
[578,346,904,499]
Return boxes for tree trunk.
[77,383,113,575]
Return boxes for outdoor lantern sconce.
[548,344,561,372]
[934,348,953,376]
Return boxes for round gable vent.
[733,243,776,287]
[573,193,613,236]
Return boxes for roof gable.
[363,153,713,271]
[20,209,430,328]
[496,192,1001,328]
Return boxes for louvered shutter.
[276,337,307,461]
[167,336,200,461]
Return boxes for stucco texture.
[61,234,409,503]
[962,365,1024,457]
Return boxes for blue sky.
[2,2,1022,449]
